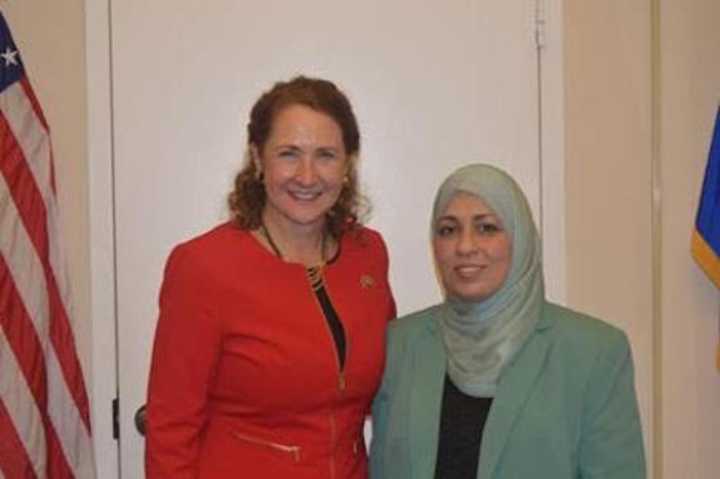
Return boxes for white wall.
[660,0,720,477]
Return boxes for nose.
[456,229,479,256]
[295,158,318,187]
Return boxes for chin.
[283,213,328,227]
[269,201,334,228]
[449,287,496,303]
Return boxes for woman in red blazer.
[145,76,396,478]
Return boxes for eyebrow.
[271,144,302,151]
[316,146,341,154]
[271,144,341,153]
[437,213,497,222]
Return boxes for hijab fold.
[433,164,545,397]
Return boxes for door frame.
[86,0,119,478]
[85,1,566,477]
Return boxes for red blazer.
[146,223,396,478]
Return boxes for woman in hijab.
[370,164,645,478]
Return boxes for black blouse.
[306,255,346,369]
[434,375,493,479]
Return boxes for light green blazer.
[370,302,646,479]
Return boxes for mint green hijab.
[433,164,545,397]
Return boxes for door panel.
[112,1,543,476]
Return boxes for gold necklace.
[259,221,327,266]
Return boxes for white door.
[111,1,555,476]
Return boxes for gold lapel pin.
[360,274,375,289]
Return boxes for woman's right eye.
[436,225,456,236]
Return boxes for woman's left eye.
[317,150,336,160]
[476,222,500,234]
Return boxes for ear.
[250,144,262,171]
[345,153,357,175]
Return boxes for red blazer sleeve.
[363,229,396,419]
[376,230,397,321]
[145,245,223,478]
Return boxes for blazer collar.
[476,322,552,478]
[407,316,447,479]
[410,305,554,479]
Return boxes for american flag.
[0,12,95,478]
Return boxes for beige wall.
[3,0,100,471]
[5,3,119,475]
[565,0,720,477]
[2,5,90,372]
[660,0,720,477]
[564,0,655,467]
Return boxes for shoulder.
[387,304,443,345]
[163,222,250,279]
[544,302,628,348]
[343,225,387,251]
[168,222,250,263]
[172,221,245,255]
[381,305,443,382]
[541,302,632,371]
[341,226,391,269]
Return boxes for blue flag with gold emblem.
[692,106,720,288]
[691,106,720,370]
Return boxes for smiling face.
[433,191,512,302]
[255,104,349,233]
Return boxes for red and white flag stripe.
[0,15,95,479]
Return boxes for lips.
[288,189,323,201]
[454,264,487,278]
